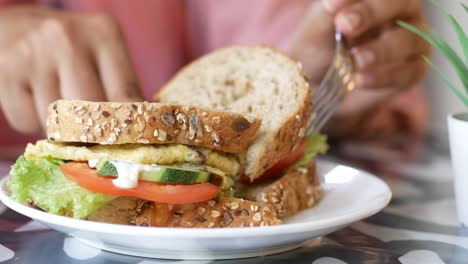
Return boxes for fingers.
[321,0,359,13]
[355,58,427,89]
[0,9,142,135]
[88,14,143,102]
[40,18,105,101]
[41,15,141,103]
[57,48,106,101]
[289,2,336,83]
[0,81,41,134]
[351,21,429,71]
[95,44,142,102]
[334,0,420,38]
[31,70,60,131]
[0,37,42,133]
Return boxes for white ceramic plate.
[0,160,391,260]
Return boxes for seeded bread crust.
[155,46,312,181]
[134,197,282,228]
[254,161,322,219]
[87,197,282,227]
[47,100,261,154]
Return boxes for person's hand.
[289,0,430,139]
[291,0,429,91]
[322,0,430,90]
[0,6,142,134]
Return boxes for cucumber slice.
[95,160,210,184]
[141,168,210,184]
[96,159,117,176]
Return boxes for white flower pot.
[448,112,468,226]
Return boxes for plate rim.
[0,160,392,238]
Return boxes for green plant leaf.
[448,16,468,65]
[462,3,468,13]
[430,32,468,94]
[428,0,468,67]
[398,21,468,94]
[423,56,468,106]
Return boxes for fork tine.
[310,78,342,127]
[307,80,346,136]
[312,57,342,102]
[307,64,354,136]
[312,63,345,112]
[314,68,353,119]
[305,30,354,137]
[311,61,351,117]
[309,78,353,136]
[313,63,342,102]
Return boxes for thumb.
[288,2,336,84]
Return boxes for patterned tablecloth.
[0,144,466,264]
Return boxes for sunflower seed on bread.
[47,100,261,154]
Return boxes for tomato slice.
[252,141,306,183]
[60,162,219,204]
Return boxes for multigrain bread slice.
[249,161,322,219]
[136,197,281,227]
[47,100,261,154]
[155,46,312,181]
[87,197,282,227]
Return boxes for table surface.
[0,143,466,264]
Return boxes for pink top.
[0,0,427,158]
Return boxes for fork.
[305,30,355,137]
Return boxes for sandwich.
[6,46,328,227]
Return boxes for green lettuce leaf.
[7,156,115,219]
[292,134,329,168]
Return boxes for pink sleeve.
[186,0,311,57]
[0,0,35,5]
